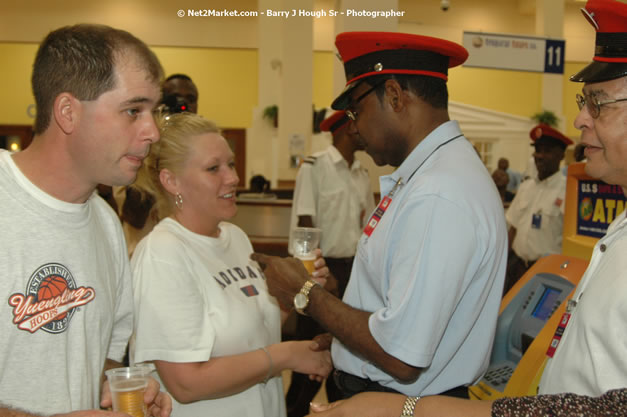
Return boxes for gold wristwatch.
[400,396,420,417]
[294,279,319,315]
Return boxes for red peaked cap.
[331,31,469,110]
[529,124,573,148]
[320,110,350,133]
[570,0,627,82]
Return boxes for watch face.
[294,292,308,310]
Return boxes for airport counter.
[230,196,291,257]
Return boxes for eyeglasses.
[576,93,627,119]
[345,80,387,121]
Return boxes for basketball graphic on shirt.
[25,263,79,333]
[37,275,69,319]
[9,263,96,334]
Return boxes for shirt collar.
[379,120,462,195]
[535,170,564,185]
[329,145,361,170]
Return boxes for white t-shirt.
[130,218,285,417]
[506,171,566,261]
[539,211,627,396]
[290,145,375,258]
[0,150,133,413]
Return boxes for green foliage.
[263,105,278,126]
[531,110,559,127]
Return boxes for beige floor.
[282,370,329,407]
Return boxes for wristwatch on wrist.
[400,396,420,417]
[294,279,319,315]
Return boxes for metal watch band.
[295,279,318,315]
[400,396,420,417]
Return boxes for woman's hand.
[307,392,406,417]
[288,340,333,382]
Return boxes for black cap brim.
[570,61,627,83]
[331,82,360,110]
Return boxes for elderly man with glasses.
[538,0,627,397]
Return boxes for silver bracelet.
[400,396,421,417]
[261,346,274,383]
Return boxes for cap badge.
[534,127,543,139]
[374,62,383,72]
[581,8,599,30]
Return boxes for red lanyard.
[363,178,402,237]
[362,133,464,238]
[546,299,577,358]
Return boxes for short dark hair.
[164,73,193,83]
[372,74,449,109]
[32,24,163,134]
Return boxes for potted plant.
[531,110,559,127]
[263,105,278,127]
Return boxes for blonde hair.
[133,112,219,219]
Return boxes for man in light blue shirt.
[253,31,507,401]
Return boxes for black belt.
[333,370,469,399]
[333,370,399,396]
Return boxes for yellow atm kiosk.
[469,162,626,400]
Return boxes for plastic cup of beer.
[105,366,150,417]
[292,227,321,275]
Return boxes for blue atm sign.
[463,32,565,74]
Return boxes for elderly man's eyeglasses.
[576,93,627,119]
[345,80,387,121]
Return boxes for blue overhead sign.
[463,31,565,74]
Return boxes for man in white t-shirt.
[0,24,171,417]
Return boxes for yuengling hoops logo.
[8,263,96,334]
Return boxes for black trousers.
[333,370,470,400]
[503,250,536,296]
[325,257,354,298]
[285,257,353,417]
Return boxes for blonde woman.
[130,112,332,417]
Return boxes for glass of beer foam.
[105,366,151,417]
[292,227,322,275]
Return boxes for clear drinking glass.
[105,366,151,417]
[291,227,322,275]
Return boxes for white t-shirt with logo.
[0,150,133,413]
[130,218,285,417]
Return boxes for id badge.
[363,178,402,238]
[363,196,392,237]
[532,213,542,229]
[546,299,576,358]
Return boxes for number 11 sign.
[463,31,565,75]
[545,39,565,74]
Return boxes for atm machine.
[469,162,626,400]
[468,254,587,400]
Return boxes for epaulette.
[302,156,317,165]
